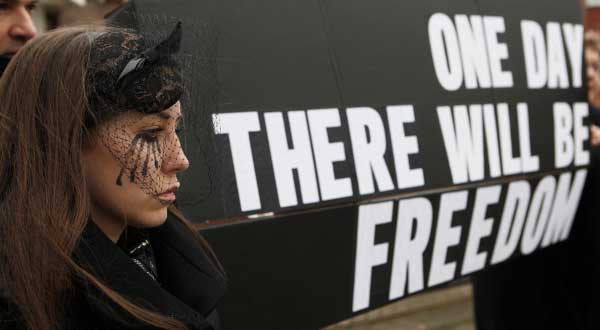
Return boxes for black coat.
[472,148,600,330]
[0,213,227,330]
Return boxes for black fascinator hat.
[86,22,183,123]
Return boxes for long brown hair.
[0,26,223,330]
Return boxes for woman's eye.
[138,128,162,142]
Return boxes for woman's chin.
[131,205,168,228]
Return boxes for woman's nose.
[161,136,190,174]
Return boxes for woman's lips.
[158,192,176,202]
[156,185,179,203]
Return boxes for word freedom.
[352,169,586,312]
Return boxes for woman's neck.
[89,204,126,242]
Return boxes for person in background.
[585,30,600,146]
[0,0,37,75]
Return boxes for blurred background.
[29,0,124,31]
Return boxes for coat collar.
[74,212,226,330]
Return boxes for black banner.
[111,0,588,328]
[205,170,586,329]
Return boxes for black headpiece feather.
[116,22,182,90]
[86,22,184,122]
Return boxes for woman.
[0,23,226,330]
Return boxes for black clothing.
[0,55,11,77]
[118,227,160,282]
[590,104,600,126]
[472,148,600,330]
[0,213,226,330]
[472,246,577,330]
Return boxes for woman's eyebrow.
[156,111,183,121]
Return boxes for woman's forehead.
[159,101,182,119]
[102,102,182,130]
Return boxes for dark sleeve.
[590,104,600,125]
[472,150,600,330]
[0,293,24,330]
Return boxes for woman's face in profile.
[83,102,189,237]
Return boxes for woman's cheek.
[106,172,170,227]
[88,168,168,228]
[106,178,167,226]
[84,134,169,228]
